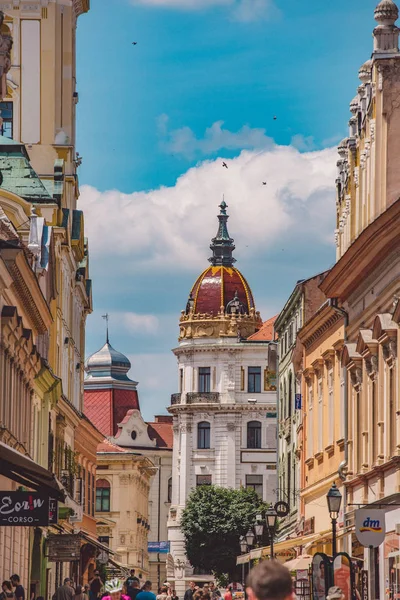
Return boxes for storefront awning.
[80,531,115,555]
[0,441,65,501]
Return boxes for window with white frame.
[328,368,334,446]
[317,376,323,452]
[307,381,313,458]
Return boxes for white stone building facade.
[167,203,277,594]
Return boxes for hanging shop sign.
[47,534,81,562]
[0,492,54,526]
[361,570,368,600]
[48,497,58,525]
[355,509,386,548]
[148,541,170,553]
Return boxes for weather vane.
[102,313,109,344]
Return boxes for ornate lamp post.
[266,507,278,559]
[326,482,342,558]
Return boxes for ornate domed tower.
[179,200,263,341]
[84,335,140,437]
[167,203,278,593]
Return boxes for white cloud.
[122,312,159,334]
[80,143,337,273]
[130,0,277,22]
[126,352,177,420]
[158,117,273,159]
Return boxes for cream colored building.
[95,439,156,578]
[319,1,400,597]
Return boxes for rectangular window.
[199,367,211,393]
[82,469,86,509]
[318,377,323,452]
[328,369,334,446]
[0,102,13,139]
[196,475,212,486]
[307,382,313,458]
[248,367,261,393]
[92,473,95,516]
[87,471,91,515]
[246,475,263,498]
[96,487,110,512]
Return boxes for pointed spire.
[209,199,236,267]
[373,0,399,55]
[102,313,110,344]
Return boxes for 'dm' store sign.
[355,509,386,548]
[0,492,57,526]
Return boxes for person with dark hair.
[1,581,14,600]
[184,583,195,600]
[136,583,155,600]
[127,581,140,600]
[223,588,231,600]
[90,573,104,600]
[246,560,294,600]
[125,572,139,594]
[10,577,24,600]
[55,579,74,600]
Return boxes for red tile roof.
[248,315,278,341]
[97,438,129,453]
[147,421,173,449]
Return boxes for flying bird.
[262,181,267,185]
[222,162,228,169]
[273,116,277,120]
[132,42,138,45]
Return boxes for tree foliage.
[181,485,268,580]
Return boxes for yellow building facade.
[0,0,104,596]
[298,304,345,555]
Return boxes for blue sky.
[78,0,379,420]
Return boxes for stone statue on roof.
[0,12,13,101]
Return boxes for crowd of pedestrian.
[2,560,347,600]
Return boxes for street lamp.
[266,507,278,559]
[240,536,248,554]
[255,514,264,541]
[246,528,255,547]
[326,482,342,558]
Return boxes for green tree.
[181,485,268,581]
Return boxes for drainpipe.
[329,298,349,553]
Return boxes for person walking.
[10,576,24,600]
[127,582,140,600]
[1,582,15,600]
[103,580,129,600]
[184,583,195,600]
[136,582,156,600]
[55,579,74,600]
[74,586,88,600]
[90,572,104,600]
[125,573,139,594]
[246,560,294,600]
[156,587,170,600]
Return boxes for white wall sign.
[355,509,386,548]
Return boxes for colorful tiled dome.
[190,266,255,316]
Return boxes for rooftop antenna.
[102,313,109,344]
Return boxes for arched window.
[288,373,293,418]
[96,479,110,512]
[167,477,172,503]
[247,421,262,449]
[198,422,210,449]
